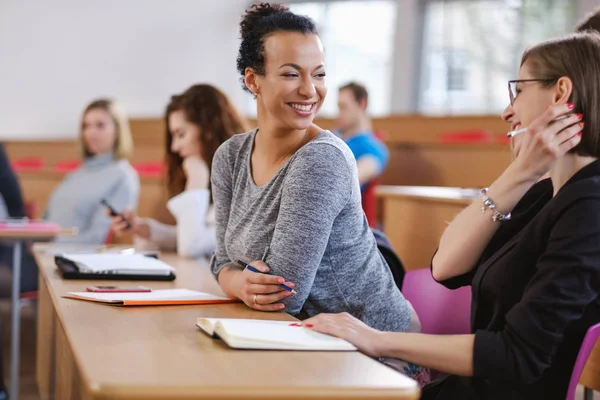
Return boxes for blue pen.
[236,259,297,294]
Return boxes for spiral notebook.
[196,318,357,351]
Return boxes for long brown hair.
[80,98,133,160]
[165,84,249,197]
[521,32,600,157]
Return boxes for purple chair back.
[566,322,600,400]
[402,268,471,335]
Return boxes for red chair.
[566,323,600,400]
[23,201,36,220]
[362,181,378,228]
[361,130,387,227]
[438,130,494,144]
[133,162,163,178]
[11,158,44,172]
[54,160,81,173]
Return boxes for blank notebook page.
[217,319,356,350]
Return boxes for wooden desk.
[34,246,419,400]
[377,186,479,271]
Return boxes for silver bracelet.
[480,188,512,222]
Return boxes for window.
[419,0,575,115]
[244,0,397,117]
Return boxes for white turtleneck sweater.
[45,153,140,244]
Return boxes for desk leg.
[10,241,21,400]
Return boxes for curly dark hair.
[164,84,249,198]
[236,2,318,93]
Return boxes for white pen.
[506,114,572,138]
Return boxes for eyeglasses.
[508,79,557,105]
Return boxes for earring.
[253,91,259,100]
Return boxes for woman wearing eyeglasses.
[302,32,600,400]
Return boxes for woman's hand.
[513,103,583,180]
[232,261,295,311]
[183,156,210,190]
[302,313,384,358]
[107,209,150,240]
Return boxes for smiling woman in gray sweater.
[45,99,139,244]
[210,3,427,385]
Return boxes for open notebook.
[64,289,237,306]
[196,318,357,351]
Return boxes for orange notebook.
[63,288,237,306]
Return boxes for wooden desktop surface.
[34,246,419,400]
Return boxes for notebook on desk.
[196,318,357,351]
[55,253,176,281]
[65,288,236,306]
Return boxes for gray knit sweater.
[46,153,139,244]
[210,129,412,332]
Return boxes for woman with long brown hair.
[303,32,600,400]
[110,84,249,258]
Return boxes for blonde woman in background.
[45,99,140,244]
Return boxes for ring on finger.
[253,294,259,305]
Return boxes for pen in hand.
[236,260,297,294]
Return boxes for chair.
[54,160,81,173]
[438,129,494,144]
[132,162,163,178]
[10,158,44,173]
[361,130,387,228]
[566,322,600,400]
[401,268,471,335]
[362,180,379,228]
[372,229,405,290]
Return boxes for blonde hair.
[79,99,133,160]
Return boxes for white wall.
[2,0,599,138]
[0,0,250,139]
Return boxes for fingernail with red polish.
[289,323,301,327]
[578,132,583,137]
[568,103,575,109]
[576,113,583,119]
[305,324,314,328]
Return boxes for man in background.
[336,82,389,191]
[575,7,600,32]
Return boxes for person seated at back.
[575,6,600,32]
[336,82,389,190]
[0,143,39,292]
[45,99,140,244]
[109,84,249,258]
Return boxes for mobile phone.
[86,285,151,293]
[100,199,131,229]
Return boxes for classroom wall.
[0,0,596,140]
[0,0,249,139]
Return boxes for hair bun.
[240,2,289,38]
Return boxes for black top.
[424,161,600,400]
[0,143,25,218]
